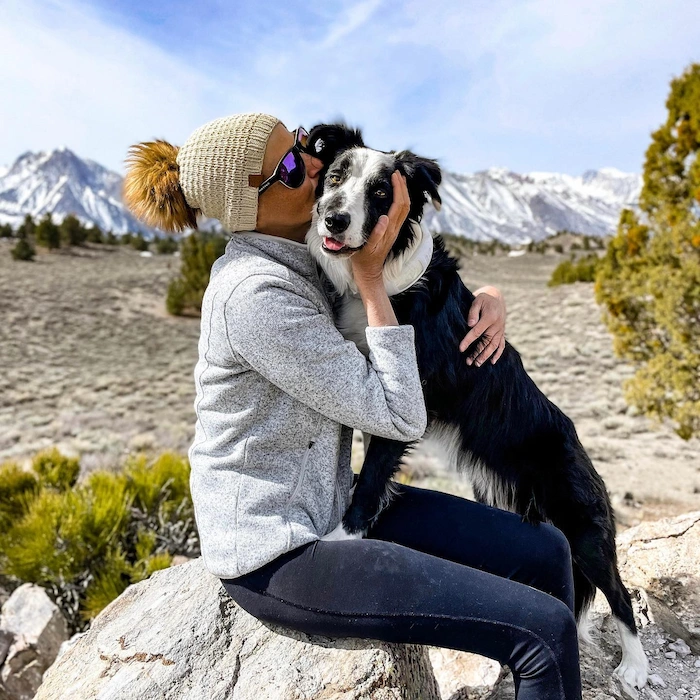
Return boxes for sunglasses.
[258,126,309,194]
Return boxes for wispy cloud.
[1,0,698,176]
[318,0,383,49]
[0,0,230,172]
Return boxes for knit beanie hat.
[123,112,281,233]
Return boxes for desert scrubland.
[1,239,698,532]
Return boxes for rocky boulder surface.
[0,584,69,700]
[34,557,440,700]
[32,511,700,700]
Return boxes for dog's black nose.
[324,212,351,234]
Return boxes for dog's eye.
[328,174,341,186]
[374,189,387,198]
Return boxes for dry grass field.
[1,238,698,532]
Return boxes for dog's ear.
[394,151,442,221]
[307,123,365,167]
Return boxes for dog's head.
[307,123,442,258]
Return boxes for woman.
[124,113,581,700]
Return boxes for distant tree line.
[2,213,180,261]
[439,230,607,260]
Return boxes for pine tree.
[18,214,36,238]
[11,236,36,261]
[86,225,104,244]
[640,63,700,223]
[166,231,227,315]
[60,214,88,247]
[595,63,700,439]
[130,233,149,251]
[35,214,61,249]
[155,235,179,255]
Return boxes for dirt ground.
[1,239,698,531]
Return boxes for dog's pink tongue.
[324,237,345,251]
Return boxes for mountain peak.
[422,166,641,243]
[0,147,641,244]
[0,148,152,236]
[481,166,513,180]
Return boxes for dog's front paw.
[614,657,648,689]
[320,522,364,542]
[613,640,649,689]
[614,621,648,688]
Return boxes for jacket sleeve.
[222,273,427,442]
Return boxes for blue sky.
[1,0,699,176]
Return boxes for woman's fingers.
[471,332,501,366]
[460,291,507,367]
[396,170,410,217]
[371,171,410,252]
[389,172,410,221]
[460,317,489,354]
[351,172,410,283]
[491,336,506,365]
[466,335,491,365]
[466,295,484,329]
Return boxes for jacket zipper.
[334,427,343,522]
[335,471,343,517]
[288,439,314,506]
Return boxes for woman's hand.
[351,171,410,286]
[458,286,507,366]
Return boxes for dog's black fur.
[305,123,639,646]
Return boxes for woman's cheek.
[305,180,317,207]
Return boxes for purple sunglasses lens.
[279,150,305,186]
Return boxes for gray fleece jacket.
[187,231,428,579]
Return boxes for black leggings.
[221,484,582,700]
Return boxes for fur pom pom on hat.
[123,113,280,233]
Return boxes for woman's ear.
[307,123,365,166]
[394,151,442,220]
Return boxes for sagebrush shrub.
[32,447,80,490]
[548,254,600,286]
[0,449,199,632]
[0,463,40,532]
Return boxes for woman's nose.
[304,154,324,179]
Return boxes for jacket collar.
[227,231,321,282]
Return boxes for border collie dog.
[304,123,648,688]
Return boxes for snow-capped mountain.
[0,147,154,235]
[0,147,641,242]
[422,166,642,243]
